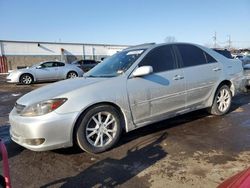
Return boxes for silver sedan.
[6,61,84,84]
[9,43,244,154]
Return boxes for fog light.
[24,138,45,146]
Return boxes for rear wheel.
[67,71,78,79]
[20,74,33,85]
[75,105,122,154]
[208,85,232,115]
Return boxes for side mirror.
[36,65,42,69]
[132,66,153,77]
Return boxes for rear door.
[54,62,65,79]
[174,44,221,108]
[127,45,186,125]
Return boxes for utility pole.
[227,35,232,49]
[213,32,217,48]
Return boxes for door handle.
[212,67,221,71]
[173,75,184,80]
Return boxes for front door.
[35,62,59,81]
[127,45,186,125]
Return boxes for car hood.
[9,68,29,74]
[17,77,106,106]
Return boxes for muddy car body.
[9,43,244,153]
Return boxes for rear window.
[83,60,97,64]
[214,49,233,59]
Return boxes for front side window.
[176,44,207,67]
[139,45,176,72]
[86,49,145,77]
[41,62,54,68]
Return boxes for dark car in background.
[71,59,99,72]
[213,49,233,59]
[243,64,250,88]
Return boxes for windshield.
[85,49,145,77]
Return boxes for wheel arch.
[217,80,234,96]
[19,73,35,83]
[71,101,127,146]
[207,80,233,107]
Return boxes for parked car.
[6,61,84,85]
[244,64,250,87]
[9,43,244,154]
[212,49,233,59]
[71,59,98,72]
[241,55,250,65]
[235,54,244,59]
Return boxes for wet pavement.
[0,75,250,188]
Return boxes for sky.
[0,0,250,48]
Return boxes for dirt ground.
[0,75,250,188]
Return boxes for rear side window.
[55,62,65,67]
[204,53,217,63]
[41,62,54,68]
[176,44,208,67]
[140,45,176,72]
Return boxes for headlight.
[20,98,67,117]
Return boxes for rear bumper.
[6,74,19,83]
[244,76,250,86]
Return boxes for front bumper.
[6,73,20,83]
[9,109,78,151]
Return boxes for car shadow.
[41,132,167,188]
[0,126,25,160]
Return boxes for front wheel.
[75,105,122,154]
[20,74,33,85]
[208,85,232,115]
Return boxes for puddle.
[240,119,250,128]
[11,93,21,97]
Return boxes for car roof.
[123,42,209,52]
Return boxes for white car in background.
[6,61,84,84]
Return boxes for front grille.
[15,103,26,114]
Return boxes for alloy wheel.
[216,88,231,112]
[85,112,117,147]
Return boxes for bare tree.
[164,36,177,43]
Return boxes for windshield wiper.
[85,75,115,78]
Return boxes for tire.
[20,74,33,85]
[208,85,232,115]
[75,105,122,153]
[67,71,78,79]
